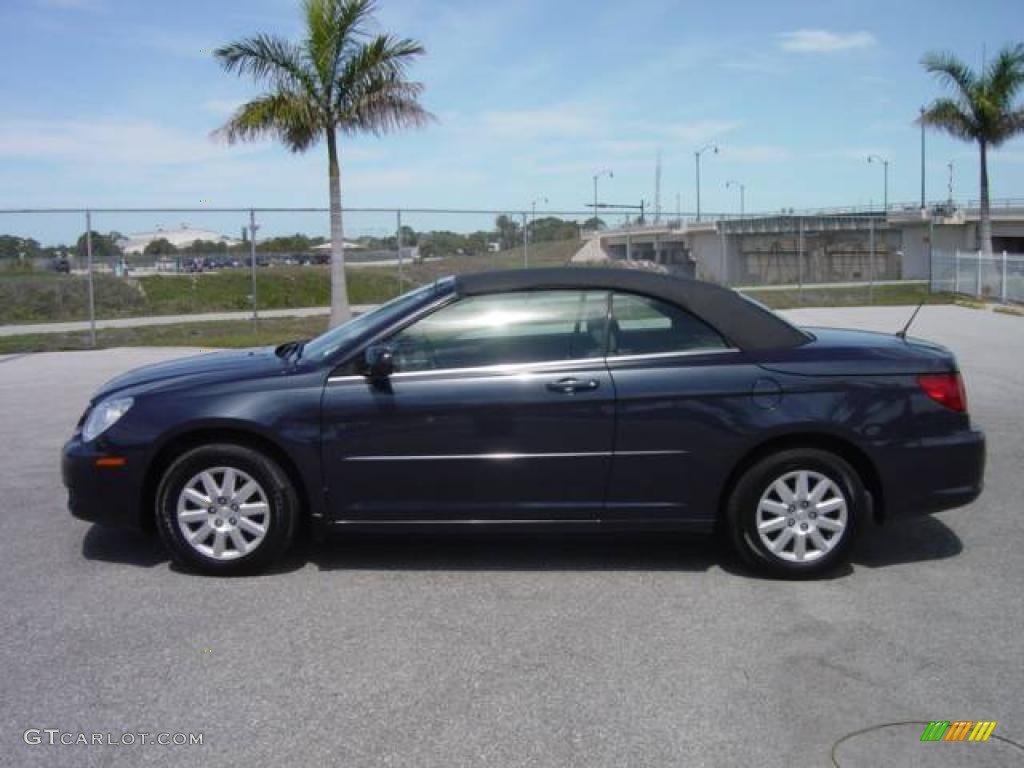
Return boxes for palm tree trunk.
[978,140,993,254]
[327,129,351,327]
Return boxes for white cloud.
[777,29,877,54]
[0,118,259,166]
[661,119,742,145]
[479,104,599,141]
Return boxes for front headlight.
[82,397,134,442]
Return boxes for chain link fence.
[0,206,600,348]
[930,250,1024,304]
[2,205,1016,351]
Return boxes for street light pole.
[867,154,889,213]
[726,180,745,217]
[592,169,613,230]
[694,143,718,222]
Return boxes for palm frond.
[338,34,426,87]
[987,43,1024,106]
[991,106,1024,146]
[215,34,316,95]
[332,34,431,135]
[339,76,433,135]
[303,0,378,97]
[922,50,977,96]
[213,91,322,152]
[919,98,978,141]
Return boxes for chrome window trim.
[604,347,740,364]
[342,449,686,462]
[328,356,605,383]
[327,348,738,383]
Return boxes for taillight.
[918,373,967,412]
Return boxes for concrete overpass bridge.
[573,200,1024,285]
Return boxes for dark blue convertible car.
[63,268,985,576]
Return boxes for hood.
[756,327,957,377]
[92,347,285,401]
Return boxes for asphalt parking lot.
[1,305,1022,768]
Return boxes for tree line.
[0,215,589,262]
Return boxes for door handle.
[546,377,600,394]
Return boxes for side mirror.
[364,344,395,378]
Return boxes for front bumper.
[62,436,147,528]
[877,428,986,520]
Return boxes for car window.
[388,290,610,372]
[610,292,728,356]
[302,281,444,362]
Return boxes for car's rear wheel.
[726,448,863,577]
[155,443,298,575]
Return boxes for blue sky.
[0,0,1022,241]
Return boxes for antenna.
[896,301,926,339]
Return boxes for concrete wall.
[577,211,1024,286]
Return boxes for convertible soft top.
[453,267,809,351]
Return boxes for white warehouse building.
[118,224,241,255]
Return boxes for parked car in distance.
[62,268,985,576]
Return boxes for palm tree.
[215,0,432,325]
[919,43,1024,254]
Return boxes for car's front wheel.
[727,448,863,577]
[155,443,298,575]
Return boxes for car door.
[603,291,761,523]
[321,289,615,521]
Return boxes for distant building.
[311,240,367,252]
[118,224,241,255]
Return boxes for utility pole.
[694,143,718,222]
[947,161,955,207]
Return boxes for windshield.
[301,281,448,362]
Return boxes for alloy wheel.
[176,466,270,561]
[755,469,848,563]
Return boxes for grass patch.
[954,298,988,310]
[993,304,1024,317]
[0,273,147,323]
[136,267,401,314]
[0,267,402,324]
[398,239,579,286]
[742,282,954,310]
[0,315,332,354]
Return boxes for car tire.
[726,448,864,578]
[155,443,298,576]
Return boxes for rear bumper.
[876,429,985,520]
[62,436,147,529]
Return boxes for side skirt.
[325,518,715,535]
